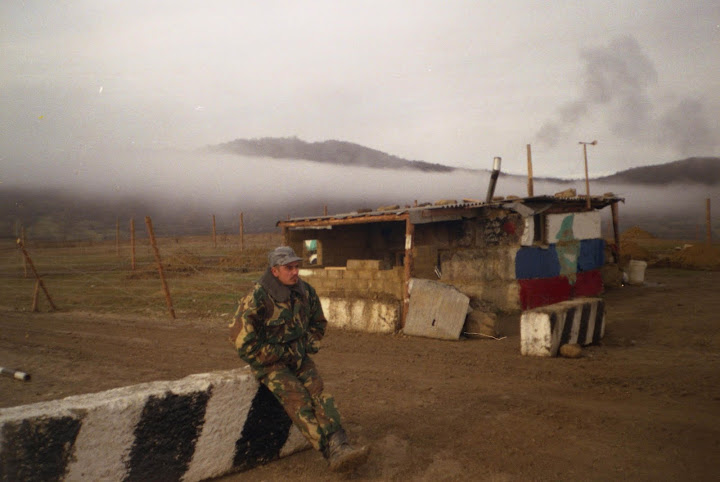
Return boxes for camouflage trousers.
[259,357,343,452]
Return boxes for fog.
[6,148,717,236]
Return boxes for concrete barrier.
[520,297,605,357]
[0,368,309,482]
[320,296,400,333]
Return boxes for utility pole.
[579,140,597,209]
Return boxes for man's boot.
[324,429,369,472]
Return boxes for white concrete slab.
[403,278,470,340]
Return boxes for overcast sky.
[2,0,719,183]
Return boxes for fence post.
[31,281,40,312]
[21,226,27,278]
[212,214,217,248]
[239,212,244,251]
[130,217,136,271]
[706,198,712,247]
[17,239,58,311]
[144,216,176,319]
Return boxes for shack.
[278,193,623,334]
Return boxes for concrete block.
[443,247,518,281]
[346,259,382,270]
[403,279,470,340]
[0,368,309,482]
[521,297,605,357]
[445,280,522,313]
[326,268,345,279]
[383,280,403,299]
[351,279,370,291]
[367,280,384,293]
[320,297,400,333]
[518,276,572,310]
[463,310,499,337]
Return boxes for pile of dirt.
[667,244,720,270]
[621,226,656,240]
[619,240,651,265]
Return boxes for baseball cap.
[268,246,303,267]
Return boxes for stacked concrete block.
[301,261,403,301]
[320,297,399,333]
[449,279,522,313]
[300,261,404,332]
[0,368,308,482]
[442,246,518,281]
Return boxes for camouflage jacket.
[229,268,327,378]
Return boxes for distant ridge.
[209,138,719,185]
[207,136,455,172]
[594,157,720,185]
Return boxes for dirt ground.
[1,267,719,481]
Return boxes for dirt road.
[2,268,719,480]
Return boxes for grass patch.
[0,233,281,320]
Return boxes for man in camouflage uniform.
[229,246,369,472]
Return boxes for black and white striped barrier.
[520,297,605,356]
[0,368,309,481]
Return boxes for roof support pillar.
[402,216,414,329]
[611,201,621,262]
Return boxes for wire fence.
[0,231,283,320]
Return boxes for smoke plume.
[536,35,717,156]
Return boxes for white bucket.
[627,260,647,285]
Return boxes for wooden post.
[611,201,621,262]
[239,212,245,251]
[21,226,28,278]
[402,216,415,329]
[526,144,534,197]
[579,141,596,210]
[283,214,290,245]
[116,217,120,256]
[706,198,712,247]
[17,239,58,311]
[212,214,217,248]
[31,281,40,312]
[144,216,176,319]
[130,218,136,271]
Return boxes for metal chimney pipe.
[486,157,502,203]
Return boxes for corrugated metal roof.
[277,194,624,227]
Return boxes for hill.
[210,138,719,186]
[594,157,720,185]
[206,137,455,172]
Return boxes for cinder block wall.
[301,260,404,301]
[434,210,525,312]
